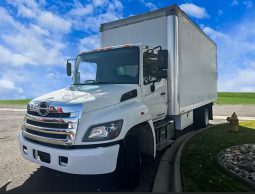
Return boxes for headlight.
[82,120,123,142]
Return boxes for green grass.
[216,92,255,105]
[0,99,31,106]
[181,121,255,192]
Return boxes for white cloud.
[243,1,253,8]
[0,77,24,97]
[203,15,255,92]
[179,3,209,19]
[139,0,157,11]
[38,11,72,34]
[145,2,157,11]
[69,2,94,16]
[17,4,37,18]
[230,0,252,8]
[6,1,72,34]
[0,45,32,66]
[0,7,17,27]
[202,26,228,40]
[219,68,255,92]
[69,0,123,32]
[93,0,107,7]
[0,5,69,67]
[218,9,223,16]
[79,35,100,52]
[1,33,66,66]
[231,0,239,6]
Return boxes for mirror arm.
[146,45,162,52]
[67,58,76,63]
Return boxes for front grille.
[26,128,67,139]
[26,119,68,129]
[23,102,82,146]
[27,110,71,118]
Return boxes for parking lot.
[0,110,161,192]
[0,105,254,192]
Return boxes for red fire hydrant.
[226,112,239,132]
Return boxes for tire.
[194,107,209,128]
[201,107,209,128]
[120,135,141,189]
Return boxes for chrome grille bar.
[25,113,78,124]
[24,123,76,135]
[23,131,73,146]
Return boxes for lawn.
[216,92,255,105]
[181,121,255,192]
[0,99,31,106]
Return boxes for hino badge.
[19,5,217,188]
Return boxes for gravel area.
[218,144,255,187]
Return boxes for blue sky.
[0,0,255,99]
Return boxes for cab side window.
[143,52,158,85]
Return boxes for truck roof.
[78,43,145,56]
[100,4,216,46]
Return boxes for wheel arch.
[124,120,156,158]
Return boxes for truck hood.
[33,84,139,113]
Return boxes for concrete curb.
[214,116,255,121]
[152,124,220,192]
[173,124,217,192]
[152,130,196,192]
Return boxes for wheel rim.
[205,109,209,126]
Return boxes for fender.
[75,98,156,157]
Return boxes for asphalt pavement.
[0,110,160,192]
[213,104,255,117]
[0,105,254,192]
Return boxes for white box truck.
[19,5,217,188]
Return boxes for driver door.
[141,50,167,121]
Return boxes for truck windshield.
[73,47,139,85]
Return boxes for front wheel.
[116,135,141,189]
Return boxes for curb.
[152,130,196,192]
[214,116,255,121]
[174,125,215,192]
[152,124,219,192]
[173,125,216,192]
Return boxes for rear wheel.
[201,107,209,128]
[194,107,209,128]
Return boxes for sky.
[0,0,255,99]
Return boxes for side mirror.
[66,61,72,76]
[157,69,167,79]
[158,50,168,70]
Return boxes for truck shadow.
[2,155,161,192]
[2,159,158,192]
[4,167,119,192]
[1,125,199,192]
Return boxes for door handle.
[161,92,166,96]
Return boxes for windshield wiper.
[74,81,111,85]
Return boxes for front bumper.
[19,132,120,174]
